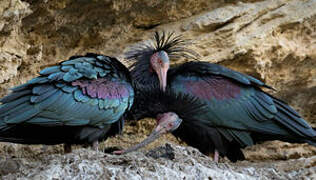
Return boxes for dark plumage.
[0,53,134,152]
[125,32,316,162]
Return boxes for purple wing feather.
[179,76,241,101]
[72,78,130,100]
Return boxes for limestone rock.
[0,0,31,86]
[1,144,316,179]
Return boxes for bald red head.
[150,51,170,91]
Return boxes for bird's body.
[167,62,316,161]
[0,53,134,152]
[125,32,316,162]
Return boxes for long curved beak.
[113,117,182,155]
[113,126,165,155]
[157,67,168,92]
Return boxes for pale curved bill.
[117,130,161,154]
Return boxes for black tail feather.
[269,97,316,146]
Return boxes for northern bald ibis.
[122,32,316,162]
[0,53,134,152]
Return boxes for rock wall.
[0,0,31,85]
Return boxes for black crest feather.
[125,31,200,64]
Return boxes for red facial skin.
[150,52,169,92]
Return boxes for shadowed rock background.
[0,0,316,179]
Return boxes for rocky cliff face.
[0,0,316,178]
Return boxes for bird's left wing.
[169,61,273,89]
[169,62,314,147]
[0,54,134,127]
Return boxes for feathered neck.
[130,83,207,121]
[129,51,158,89]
